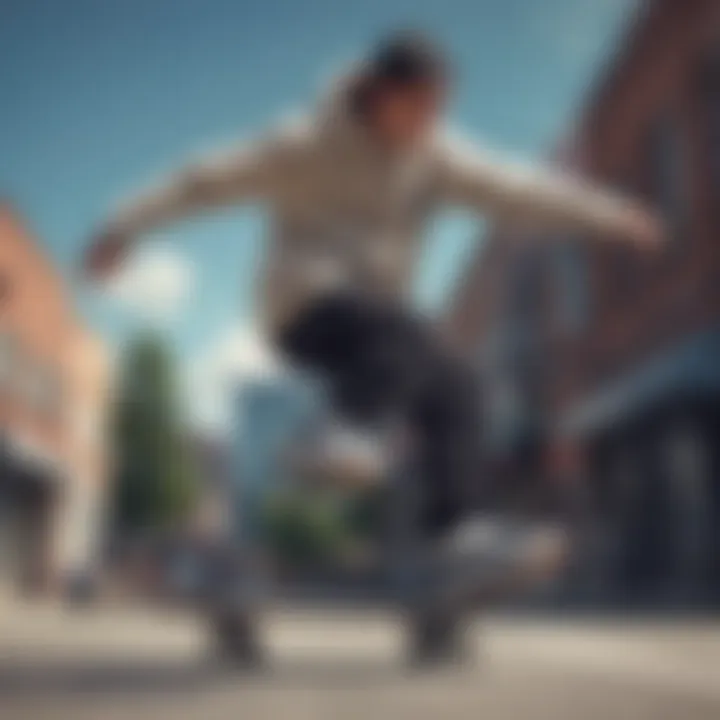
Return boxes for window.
[484,371,522,452]
[23,361,63,418]
[553,240,591,335]
[699,47,720,189]
[0,332,18,387]
[642,112,689,248]
[506,250,546,340]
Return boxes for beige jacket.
[108,84,634,335]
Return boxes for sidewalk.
[2,601,719,720]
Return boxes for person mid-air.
[84,31,662,659]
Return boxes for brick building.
[0,203,111,594]
[449,0,720,603]
[447,227,550,492]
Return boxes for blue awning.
[560,329,720,437]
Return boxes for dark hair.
[369,31,449,85]
[351,31,450,116]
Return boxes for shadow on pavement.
[0,657,432,699]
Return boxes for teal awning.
[561,329,720,437]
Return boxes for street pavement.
[1,601,719,719]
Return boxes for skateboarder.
[84,31,661,661]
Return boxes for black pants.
[278,293,484,536]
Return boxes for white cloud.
[105,245,194,321]
[186,324,281,434]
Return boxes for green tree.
[263,490,348,567]
[112,331,198,533]
[343,485,389,541]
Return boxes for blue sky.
[1,0,634,427]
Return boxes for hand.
[82,225,132,281]
[619,205,665,251]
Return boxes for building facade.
[0,204,111,594]
[449,0,720,604]
[446,228,551,503]
[232,374,319,541]
[189,432,234,539]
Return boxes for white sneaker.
[437,516,570,601]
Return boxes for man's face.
[370,80,447,150]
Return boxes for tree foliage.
[262,490,349,567]
[112,331,198,533]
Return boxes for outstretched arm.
[435,133,662,246]
[83,131,293,278]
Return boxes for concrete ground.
[0,601,719,720]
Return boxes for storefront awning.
[560,329,720,437]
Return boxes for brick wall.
[542,0,720,422]
[448,0,720,433]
